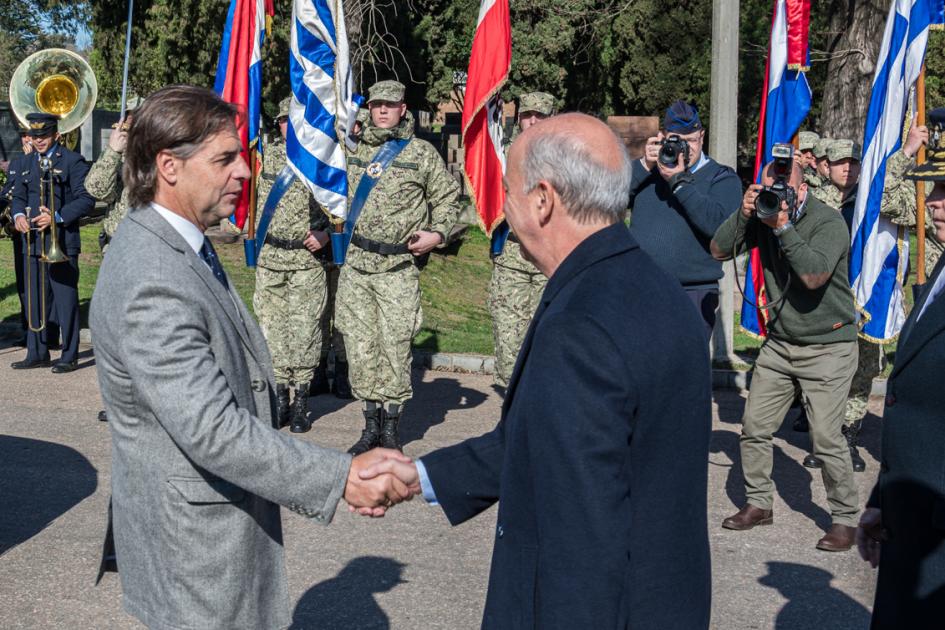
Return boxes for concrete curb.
[0,324,888,394]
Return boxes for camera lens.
[756,190,782,219]
[659,145,678,167]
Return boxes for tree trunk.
[820,0,889,142]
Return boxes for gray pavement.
[0,340,880,629]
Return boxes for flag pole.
[248,146,258,241]
[917,63,928,286]
[119,0,135,121]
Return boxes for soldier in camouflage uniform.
[798,131,820,186]
[490,91,555,388]
[808,137,832,193]
[86,95,145,252]
[336,80,461,454]
[253,97,333,434]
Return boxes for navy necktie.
[199,238,229,289]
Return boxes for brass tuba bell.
[9,48,98,135]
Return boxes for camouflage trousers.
[253,265,327,385]
[489,262,547,388]
[844,338,884,425]
[336,262,422,405]
[320,264,346,361]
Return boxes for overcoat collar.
[892,254,945,378]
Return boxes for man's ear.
[534,180,555,226]
[155,150,179,185]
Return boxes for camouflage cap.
[827,139,861,162]
[125,93,146,112]
[798,131,820,152]
[367,80,405,104]
[518,92,555,116]
[906,107,945,181]
[277,97,291,120]
[813,138,832,159]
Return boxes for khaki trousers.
[741,337,860,526]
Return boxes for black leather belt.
[351,233,410,255]
[265,234,307,250]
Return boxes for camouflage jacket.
[812,181,842,208]
[804,168,823,190]
[495,127,540,274]
[256,140,327,271]
[345,112,461,273]
[86,146,131,237]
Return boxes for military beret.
[906,107,945,181]
[367,80,405,104]
[827,139,861,162]
[25,112,58,137]
[664,100,703,134]
[518,92,555,116]
[277,97,291,120]
[798,131,820,152]
[813,138,832,159]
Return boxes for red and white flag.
[462,0,511,235]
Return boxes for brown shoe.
[816,524,856,551]
[722,505,773,530]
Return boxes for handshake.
[342,448,423,517]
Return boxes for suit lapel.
[891,256,945,378]
[132,208,261,364]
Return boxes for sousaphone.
[9,48,98,135]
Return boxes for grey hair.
[520,128,632,223]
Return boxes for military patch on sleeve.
[366,162,384,178]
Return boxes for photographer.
[710,148,860,552]
[628,100,742,339]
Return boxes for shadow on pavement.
[290,556,406,629]
[401,372,489,446]
[0,435,97,556]
[759,561,870,629]
[709,429,746,509]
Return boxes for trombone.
[24,158,68,332]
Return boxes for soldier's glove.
[668,171,694,194]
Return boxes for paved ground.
[0,340,881,629]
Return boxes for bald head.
[510,112,631,224]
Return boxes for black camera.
[755,143,797,220]
[659,135,691,168]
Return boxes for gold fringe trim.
[786,63,811,72]
[931,23,944,31]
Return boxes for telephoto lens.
[755,188,783,219]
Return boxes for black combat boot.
[379,403,402,450]
[290,383,313,433]
[276,384,291,429]
[843,420,866,472]
[348,402,381,455]
[333,359,353,400]
[802,453,823,469]
[310,358,331,396]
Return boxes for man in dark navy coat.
[10,112,94,371]
[857,113,945,628]
[360,113,713,628]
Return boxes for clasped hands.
[343,448,421,517]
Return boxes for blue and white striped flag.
[850,0,934,342]
[287,0,360,220]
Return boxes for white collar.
[150,202,205,254]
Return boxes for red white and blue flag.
[214,0,274,230]
[741,0,812,337]
[463,0,511,235]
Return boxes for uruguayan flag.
[851,0,933,342]
[288,0,359,219]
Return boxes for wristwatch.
[772,221,794,236]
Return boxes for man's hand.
[904,119,929,159]
[856,507,884,569]
[657,149,687,182]
[351,454,422,517]
[344,448,415,517]
[108,126,129,154]
[642,133,664,171]
[32,207,52,230]
[14,215,30,234]
[741,185,761,220]
[759,203,791,230]
[303,230,329,254]
[408,230,442,256]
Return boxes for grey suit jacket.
[90,206,352,630]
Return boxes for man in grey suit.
[90,85,412,630]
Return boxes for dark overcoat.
[868,256,945,629]
[423,223,713,629]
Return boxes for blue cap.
[663,100,702,134]
[26,112,59,137]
